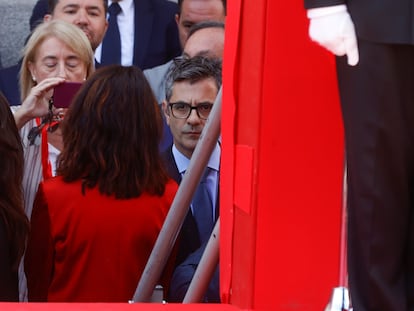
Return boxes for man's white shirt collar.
[172,143,221,175]
[95,0,135,66]
[108,0,133,13]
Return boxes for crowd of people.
[0,0,225,303]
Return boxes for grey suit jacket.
[144,60,174,151]
[144,59,172,104]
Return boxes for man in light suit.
[162,56,222,302]
[95,0,181,69]
[305,1,414,310]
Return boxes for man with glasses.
[152,20,225,152]
[162,56,222,302]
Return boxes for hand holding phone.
[53,81,83,108]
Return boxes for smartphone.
[53,81,83,108]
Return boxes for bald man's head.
[183,21,224,59]
[175,0,225,48]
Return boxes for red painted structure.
[1,0,344,310]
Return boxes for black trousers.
[336,39,414,311]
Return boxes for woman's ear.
[28,62,37,83]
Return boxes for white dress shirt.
[95,0,135,66]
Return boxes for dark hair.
[0,92,29,271]
[57,65,169,199]
[48,0,108,14]
[30,0,49,31]
[177,0,226,15]
[165,56,222,102]
[188,20,225,38]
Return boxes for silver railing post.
[131,87,222,303]
[183,219,220,303]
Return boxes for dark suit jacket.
[162,146,201,266]
[304,0,414,44]
[0,64,20,106]
[161,146,220,302]
[169,242,220,303]
[130,0,181,69]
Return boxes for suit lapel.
[162,146,181,184]
[161,145,200,265]
[133,0,154,67]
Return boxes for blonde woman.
[13,19,94,218]
[11,19,94,301]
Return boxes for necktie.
[101,2,122,65]
[192,169,214,244]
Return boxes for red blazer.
[25,176,178,302]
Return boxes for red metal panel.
[0,303,241,311]
[221,0,345,310]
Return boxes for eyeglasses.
[168,102,213,120]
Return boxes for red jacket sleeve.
[25,182,54,301]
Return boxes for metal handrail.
[131,87,222,303]
[183,219,220,303]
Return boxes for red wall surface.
[220,0,345,310]
[1,0,344,310]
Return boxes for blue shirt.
[172,143,220,221]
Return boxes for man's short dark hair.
[165,56,222,102]
[188,20,225,39]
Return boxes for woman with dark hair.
[0,92,29,301]
[25,65,178,302]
